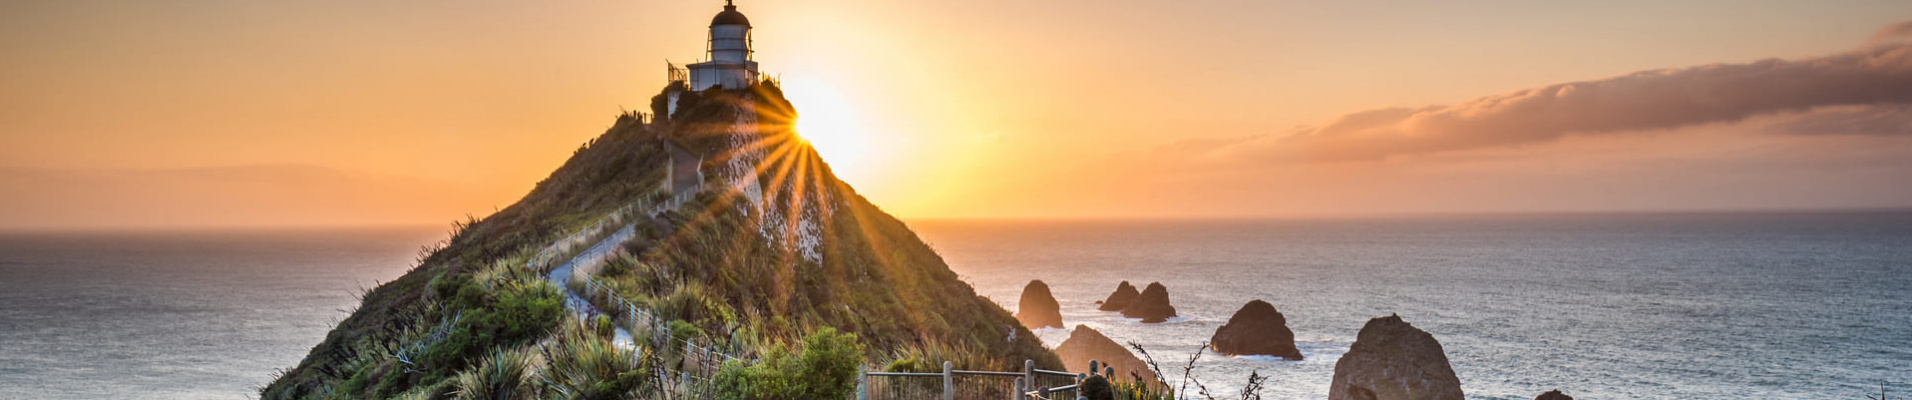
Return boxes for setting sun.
[782,79,870,178]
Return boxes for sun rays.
[649,87,896,302]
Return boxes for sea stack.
[1209,299,1302,360]
[1534,390,1573,400]
[1119,282,1177,323]
[1053,325,1159,383]
[1096,281,1140,311]
[1328,314,1464,400]
[1016,280,1064,329]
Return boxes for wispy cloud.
[1196,22,1912,165]
[1762,104,1912,136]
[1869,19,1912,44]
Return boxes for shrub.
[487,281,567,341]
[712,327,864,400]
[542,326,651,400]
[668,319,704,346]
[882,341,1005,373]
[432,273,489,310]
[421,279,566,383]
[450,348,536,400]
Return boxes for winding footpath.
[542,142,705,350]
[544,222,640,348]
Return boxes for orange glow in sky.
[783,77,870,181]
[3,1,1912,228]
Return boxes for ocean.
[0,213,1906,399]
[911,213,1912,400]
[0,227,440,399]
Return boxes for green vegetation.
[711,328,863,400]
[543,326,653,399]
[264,82,1061,399]
[881,341,1010,372]
[264,107,669,399]
[450,348,536,400]
[420,274,567,381]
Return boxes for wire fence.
[858,361,1087,400]
[528,178,703,276]
[1026,369,1084,400]
[860,372,942,400]
[523,177,766,400]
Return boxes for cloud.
[1871,20,1912,44]
[1202,34,1912,164]
[1762,104,1912,136]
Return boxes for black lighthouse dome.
[711,1,751,27]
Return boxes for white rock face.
[710,96,838,265]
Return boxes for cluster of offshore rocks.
[1017,279,1575,400]
[1015,280,1180,328]
[1021,280,1298,359]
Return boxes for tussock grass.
[540,324,652,400]
[451,347,539,400]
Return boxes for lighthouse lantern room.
[684,1,759,91]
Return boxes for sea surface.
[0,227,440,399]
[912,213,1912,400]
[0,213,1907,399]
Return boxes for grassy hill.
[260,82,1059,399]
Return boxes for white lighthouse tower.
[685,1,759,91]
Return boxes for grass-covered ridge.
[261,82,1057,399]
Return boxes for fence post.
[942,361,954,400]
[1012,377,1024,400]
[1023,359,1035,399]
[856,366,869,400]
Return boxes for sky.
[3,0,1911,228]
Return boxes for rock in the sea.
[1016,280,1064,329]
[1534,390,1573,400]
[1119,282,1177,323]
[1054,325,1159,383]
[1096,281,1140,311]
[1209,299,1302,360]
[1328,314,1464,400]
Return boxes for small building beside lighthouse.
[683,1,758,91]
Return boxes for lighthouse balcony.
[686,60,760,91]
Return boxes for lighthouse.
[684,1,759,91]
